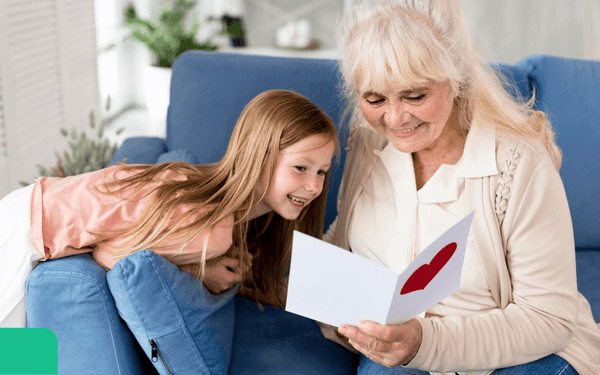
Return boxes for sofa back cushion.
[167,51,349,229]
[491,62,532,102]
[518,55,600,249]
[167,52,598,247]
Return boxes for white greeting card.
[285,211,475,327]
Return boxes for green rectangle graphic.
[0,328,58,374]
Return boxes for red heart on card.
[400,242,457,295]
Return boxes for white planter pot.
[142,65,172,137]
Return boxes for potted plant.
[124,0,219,132]
[21,99,123,185]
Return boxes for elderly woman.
[322,1,600,374]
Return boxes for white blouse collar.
[375,124,497,204]
[454,124,498,179]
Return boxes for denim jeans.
[491,354,578,375]
[356,354,578,375]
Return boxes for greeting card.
[285,212,475,327]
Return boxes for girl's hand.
[202,254,243,294]
[202,246,252,294]
[337,318,422,368]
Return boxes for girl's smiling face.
[253,134,335,220]
[358,81,457,155]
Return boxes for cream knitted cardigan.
[324,126,600,374]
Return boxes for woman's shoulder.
[470,118,551,171]
[494,135,561,200]
[495,135,554,172]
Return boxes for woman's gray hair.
[336,0,477,99]
[335,0,562,170]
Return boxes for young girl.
[0,89,338,328]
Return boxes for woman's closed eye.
[364,94,426,105]
[366,97,385,105]
[405,94,426,103]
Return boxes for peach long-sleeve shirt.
[30,165,233,270]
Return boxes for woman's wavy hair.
[98,89,338,307]
[336,0,561,170]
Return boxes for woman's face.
[357,81,457,155]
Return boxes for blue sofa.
[26,51,599,374]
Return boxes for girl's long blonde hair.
[98,89,339,307]
[336,0,561,170]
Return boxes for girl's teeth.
[288,196,306,205]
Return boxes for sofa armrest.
[26,254,153,375]
[110,136,167,165]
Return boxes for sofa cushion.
[575,249,600,321]
[111,136,168,165]
[491,62,532,101]
[106,250,236,375]
[26,254,148,375]
[229,297,357,375]
[156,149,198,164]
[168,51,346,165]
[517,55,600,249]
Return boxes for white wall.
[0,0,101,198]
[460,0,600,63]
[238,0,600,63]
[102,0,599,117]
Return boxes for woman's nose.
[385,102,412,127]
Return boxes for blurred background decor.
[275,19,318,50]
[124,0,219,134]
[124,0,219,68]
[0,0,599,199]
[220,14,246,47]
[20,99,123,186]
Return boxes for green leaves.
[124,0,218,68]
[20,104,122,186]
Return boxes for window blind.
[0,0,100,198]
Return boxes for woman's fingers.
[338,323,374,346]
[339,323,387,356]
[337,319,422,368]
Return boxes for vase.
[142,65,172,138]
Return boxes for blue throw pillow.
[106,250,237,375]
